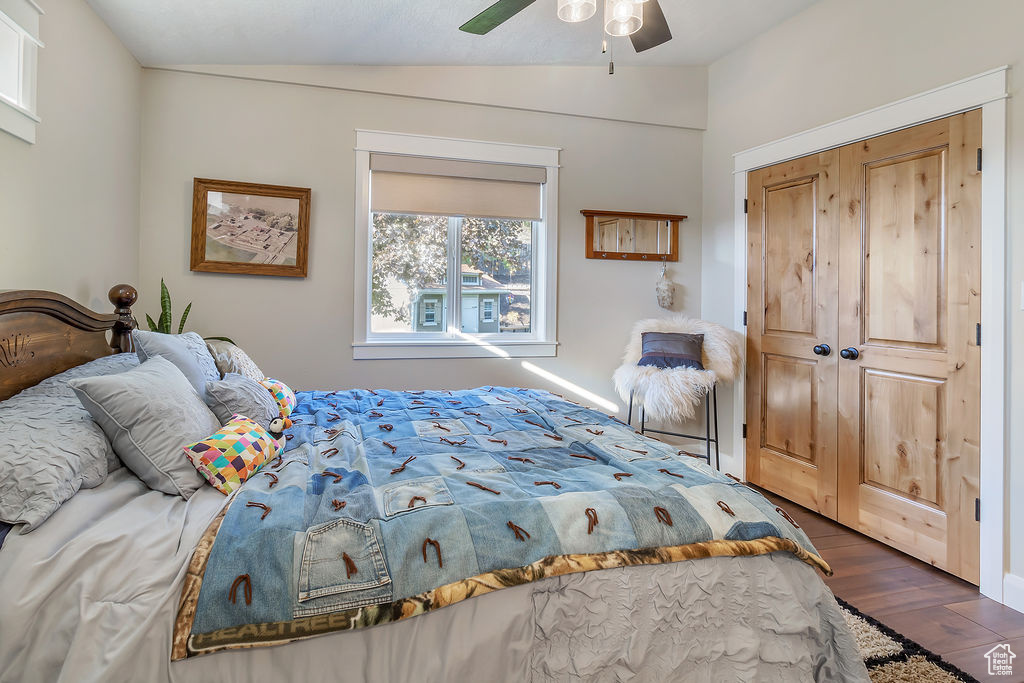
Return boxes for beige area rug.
[837,598,980,682]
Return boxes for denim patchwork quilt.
[172,387,829,659]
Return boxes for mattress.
[0,467,868,683]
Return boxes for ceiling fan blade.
[630,0,672,52]
[459,0,537,35]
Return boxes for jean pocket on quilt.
[298,518,391,602]
[381,476,454,517]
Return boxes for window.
[354,130,559,359]
[423,300,437,326]
[370,214,533,336]
[0,1,42,144]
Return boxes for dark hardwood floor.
[759,489,1024,682]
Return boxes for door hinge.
[742,423,747,439]
[976,497,981,522]
[743,198,748,214]
[976,322,982,346]
[977,148,983,172]
[743,310,748,326]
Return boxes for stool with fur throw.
[613,316,743,467]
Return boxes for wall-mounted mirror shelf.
[581,210,686,261]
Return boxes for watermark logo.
[985,643,1016,676]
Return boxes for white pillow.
[70,356,221,498]
[133,330,219,399]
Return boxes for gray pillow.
[205,373,279,430]
[69,356,221,499]
[0,353,139,532]
[133,330,219,399]
[205,340,265,382]
[637,332,705,370]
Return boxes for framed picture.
[190,178,310,277]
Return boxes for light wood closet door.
[836,111,982,583]
[746,152,840,518]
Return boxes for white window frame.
[353,130,560,360]
[482,298,495,323]
[0,0,43,144]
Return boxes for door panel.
[864,150,946,348]
[764,180,817,335]
[862,369,943,505]
[763,355,816,462]
[837,111,981,583]
[746,152,839,518]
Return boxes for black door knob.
[840,347,860,360]
[813,344,831,356]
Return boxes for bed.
[0,286,869,683]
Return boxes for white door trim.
[728,66,1009,602]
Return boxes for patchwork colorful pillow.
[184,415,279,495]
[259,378,296,418]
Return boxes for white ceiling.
[84,0,819,67]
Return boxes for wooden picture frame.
[581,209,686,261]
[190,178,310,277]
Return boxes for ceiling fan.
[459,0,672,54]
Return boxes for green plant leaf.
[159,279,171,334]
[146,313,159,332]
[204,336,236,345]
[177,302,192,334]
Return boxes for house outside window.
[353,130,559,360]
[412,265,506,334]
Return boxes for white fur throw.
[613,315,743,424]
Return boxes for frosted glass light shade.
[604,0,642,36]
[557,0,597,22]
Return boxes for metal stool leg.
[627,391,634,426]
[712,384,720,471]
[640,405,646,434]
[704,389,712,465]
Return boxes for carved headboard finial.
[108,284,138,352]
[109,284,137,311]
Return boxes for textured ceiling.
[84,0,819,67]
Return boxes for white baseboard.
[1003,573,1024,613]
[717,452,743,479]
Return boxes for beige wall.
[700,0,1024,574]
[138,67,703,419]
[156,64,708,131]
[0,0,140,312]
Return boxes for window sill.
[0,98,39,144]
[352,339,558,360]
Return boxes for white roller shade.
[370,154,544,221]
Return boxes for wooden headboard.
[0,285,137,401]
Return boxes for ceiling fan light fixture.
[557,0,597,23]
[603,0,642,36]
